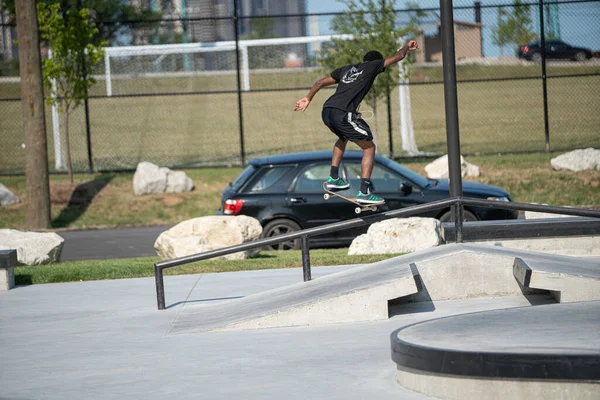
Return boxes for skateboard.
[322,182,379,214]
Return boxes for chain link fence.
[0,0,599,175]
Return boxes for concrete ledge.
[391,301,600,399]
[514,257,600,302]
[0,249,17,291]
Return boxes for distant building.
[185,0,307,41]
[0,10,17,62]
[416,20,484,64]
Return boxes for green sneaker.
[356,191,385,205]
[325,176,350,190]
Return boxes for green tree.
[510,0,537,46]
[37,2,106,185]
[318,0,417,136]
[2,0,161,45]
[492,1,537,55]
[492,8,512,56]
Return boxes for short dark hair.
[363,50,383,62]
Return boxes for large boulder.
[0,183,19,206]
[0,230,64,265]
[348,217,442,255]
[133,162,194,195]
[551,148,600,172]
[424,154,480,179]
[154,216,262,261]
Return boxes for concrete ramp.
[169,244,600,334]
[514,256,600,302]
[169,258,420,334]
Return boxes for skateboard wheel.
[323,193,330,200]
[370,206,377,212]
[354,207,362,214]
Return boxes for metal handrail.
[154,197,600,310]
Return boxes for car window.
[343,162,403,192]
[230,165,257,192]
[294,163,330,192]
[244,166,291,193]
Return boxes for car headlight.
[487,196,509,202]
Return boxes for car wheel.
[574,52,587,62]
[531,53,542,63]
[261,219,301,251]
[439,209,478,223]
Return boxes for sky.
[305,0,600,57]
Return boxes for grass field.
[14,249,402,285]
[1,64,599,174]
[1,152,598,231]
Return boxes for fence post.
[301,235,311,282]
[440,0,464,222]
[233,1,246,165]
[538,0,551,152]
[386,88,394,158]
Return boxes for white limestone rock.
[550,148,600,172]
[0,230,64,265]
[424,154,480,179]
[133,162,194,195]
[0,183,19,206]
[348,217,441,255]
[166,170,194,193]
[154,216,262,261]
[524,204,577,219]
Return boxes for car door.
[342,160,428,214]
[287,162,357,230]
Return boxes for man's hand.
[294,97,311,112]
[406,40,419,51]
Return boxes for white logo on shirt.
[341,66,363,84]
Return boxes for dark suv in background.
[517,40,593,62]
[217,151,518,250]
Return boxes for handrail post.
[454,197,464,243]
[301,235,311,282]
[155,263,166,310]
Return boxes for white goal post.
[102,34,418,153]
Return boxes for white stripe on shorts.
[347,112,368,136]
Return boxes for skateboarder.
[294,40,419,205]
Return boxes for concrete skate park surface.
[1,244,599,399]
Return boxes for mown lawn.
[14,249,402,285]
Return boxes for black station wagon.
[217,151,518,250]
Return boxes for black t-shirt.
[323,59,385,112]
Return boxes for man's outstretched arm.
[383,40,420,68]
[294,76,337,112]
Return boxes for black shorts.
[322,107,373,142]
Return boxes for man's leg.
[330,138,347,179]
[354,140,384,204]
[325,138,350,190]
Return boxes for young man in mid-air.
[294,40,419,205]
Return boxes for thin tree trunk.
[64,108,74,186]
[15,0,51,229]
[371,100,378,151]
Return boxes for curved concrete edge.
[395,365,600,400]
[391,330,600,380]
[514,258,600,302]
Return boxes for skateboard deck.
[322,182,379,214]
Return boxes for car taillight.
[523,46,529,53]
[224,199,244,215]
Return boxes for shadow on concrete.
[52,175,114,228]
[388,263,436,317]
[166,295,244,310]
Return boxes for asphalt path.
[58,225,171,261]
